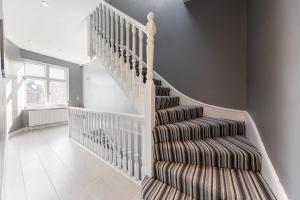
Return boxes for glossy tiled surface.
[4,125,140,200]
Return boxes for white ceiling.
[3,0,101,64]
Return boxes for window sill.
[23,105,67,111]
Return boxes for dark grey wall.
[247,0,300,198]
[109,0,247,109]
[20,50,83,106]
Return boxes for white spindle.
[115,14,119,76]
[131,26,137,103]
[122,117,127,173]
[125,21,131,91]
[117,116,122,169]
[101,5,105,61]
[120,17,125,86]
[138,29,144,103]
[127,119,133,177]
[133,120,139,180]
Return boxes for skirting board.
[245,113,289,200]
[8,121,68,139]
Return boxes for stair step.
[154,136,261,171]
[153,116,245,143]
[153,79,162,86]
[155,96,180,110]
[155,105,203,126]
[155,86,170,96]
[142,176,193,200]
[153,161,276,200]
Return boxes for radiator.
[26,108,68,127]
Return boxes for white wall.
[4,39,24,133]
[83,59,137,114]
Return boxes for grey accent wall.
[20,50,83,106]
[109,0,247,109]
[247,1,300,198]
[5,39,25,132]
[83,60,138,114]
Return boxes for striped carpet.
[142,79,276,200]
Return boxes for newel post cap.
[146,11,157,36]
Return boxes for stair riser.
[155,106,203,126]
[153,79,162,86]
[153,118,245,143]
[155,87,171,96]
[156,96,180,110]
[153,138,262,172]
[153,162,275,200]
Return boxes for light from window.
[25,79,46,105]
[25,62,45,77]
[49,81,67,105]
[49,67,66,80]
[24,61,69,107]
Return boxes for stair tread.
[155,105,204,126]
[142,176,193,200]
[153,116,245,143]
[153,161,276,200]
[154,135,261,171]
[156,96,180,110]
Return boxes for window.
[24,60,69,107]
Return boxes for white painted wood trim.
[245,113,289,200]
[154,72,245,121]
[8,127,27,139]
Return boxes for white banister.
[86,1,157,181]
[69,107,144,181]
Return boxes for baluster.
[101,5,105,61]
[96,113,100,156]
[80,111,86,145]
[120,17,124,87]
[117,116,122,169]
[83,112,87,146]
[96,7,100,57]
[87,112,91,150]
[89,14,94,58]
[99,114,104,158]
[93,11,97,57]
[131,26,137,104]
[110,10,115,73]
[125,21,131,91]
[112,115,117,166]
[91,112,97,153]
[94,10,98,56]
[138,30,144,112]
[141,119,146,179]
[122,117,127,173]
[115,14,119,76]
[106,7,110,67]
[127,118,133,177]
[104,114,109,161]
[133,120,140,180]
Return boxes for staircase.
[68,1,279,199]
[141,79,276,200]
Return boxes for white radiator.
[27,108,68,127]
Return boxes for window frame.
[23,59,69,108]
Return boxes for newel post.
[143,12,157,178]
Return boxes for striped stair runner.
[142,79,276,200]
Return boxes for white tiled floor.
[4,125,141,200]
